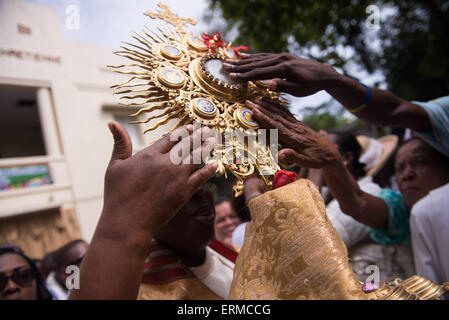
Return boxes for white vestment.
[189,246,235,299]
[411,182,449,288]
[326,176,382,248]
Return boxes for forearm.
[323,160,389,229]
[307,168,325,190]
[326,74,431,131]
[69,211,152,300]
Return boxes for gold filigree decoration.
[109,2,286,196]
[229,179,449,300]
[144,3,196,35]
[374,276,449,300]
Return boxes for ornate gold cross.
[144,2,197,34]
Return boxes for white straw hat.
[356,135,398,177]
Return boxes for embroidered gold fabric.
[138,240,223,300]
[138,277,222,300]
[110,3,285,196]
[228,179,449,300]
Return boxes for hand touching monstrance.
[109,3,449,300]
[108,2,285,196]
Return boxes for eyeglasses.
[0,268,35,291]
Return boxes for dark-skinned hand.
[222,53,340,97]
[245,99,340,169]
[244,175,268,203]
[102,122,218,237]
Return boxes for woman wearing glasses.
[0,243,52,300]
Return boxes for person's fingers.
[255,98,294,119]
[245,101,278,127]
[252,100,290,123]
[153,124,193,154]
[182,126,211,162]
[183,136,217,168]
[250,99,300,132]
[241,53,272,59]
[108,121,132,162]
[269,79,301,95]
[222,55,281,73]
[169,126,211,165]
[248,103,300,149]
[228,63,290,82]
[186,161,218,190]
[271,78,322,97]
[224,53,273,65]
[277,148,308,167]
[246,101,289,128]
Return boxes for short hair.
[329,131,366,178]
[214,195,250,222]
[52,239,87,269]
[214,196,230,206]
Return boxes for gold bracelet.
[344,103,367,113]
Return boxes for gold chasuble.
[137,241,222,300]
[228,179,449,300]
[110,3,448,300]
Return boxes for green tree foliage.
[206,0,449,101]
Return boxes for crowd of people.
[1,52,448,300]
[0,240,88,300]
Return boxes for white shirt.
[45,272,68,300]
[231,177,382,250]
[232,222,249,248]
[326,176,382,249]
[189,246,234,299]
[411,182,449,286]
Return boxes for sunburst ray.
[130,107,178,124]
[109,3,284,196]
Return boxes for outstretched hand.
[103,121,218,235]
[70,122,218,300]
[245,99,340,169]
[222,53,340,97]
[244,175,268,203]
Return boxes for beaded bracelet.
[345,83,372,113]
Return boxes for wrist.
[95,207,154,252]
[323,151,345,171]
[101,198,165,234]
[326,76,370,112]
[325,71,353,92]
[322,66,346,91]
[245,191,263,203]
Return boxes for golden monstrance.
[110,3,449,301]
[108,2,286,196]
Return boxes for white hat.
[356,135,398,177]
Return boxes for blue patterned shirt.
[369,189,411,246]
[413,95,449,157]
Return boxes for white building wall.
[0,0,155,241]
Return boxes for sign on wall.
[0,164,53,191]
